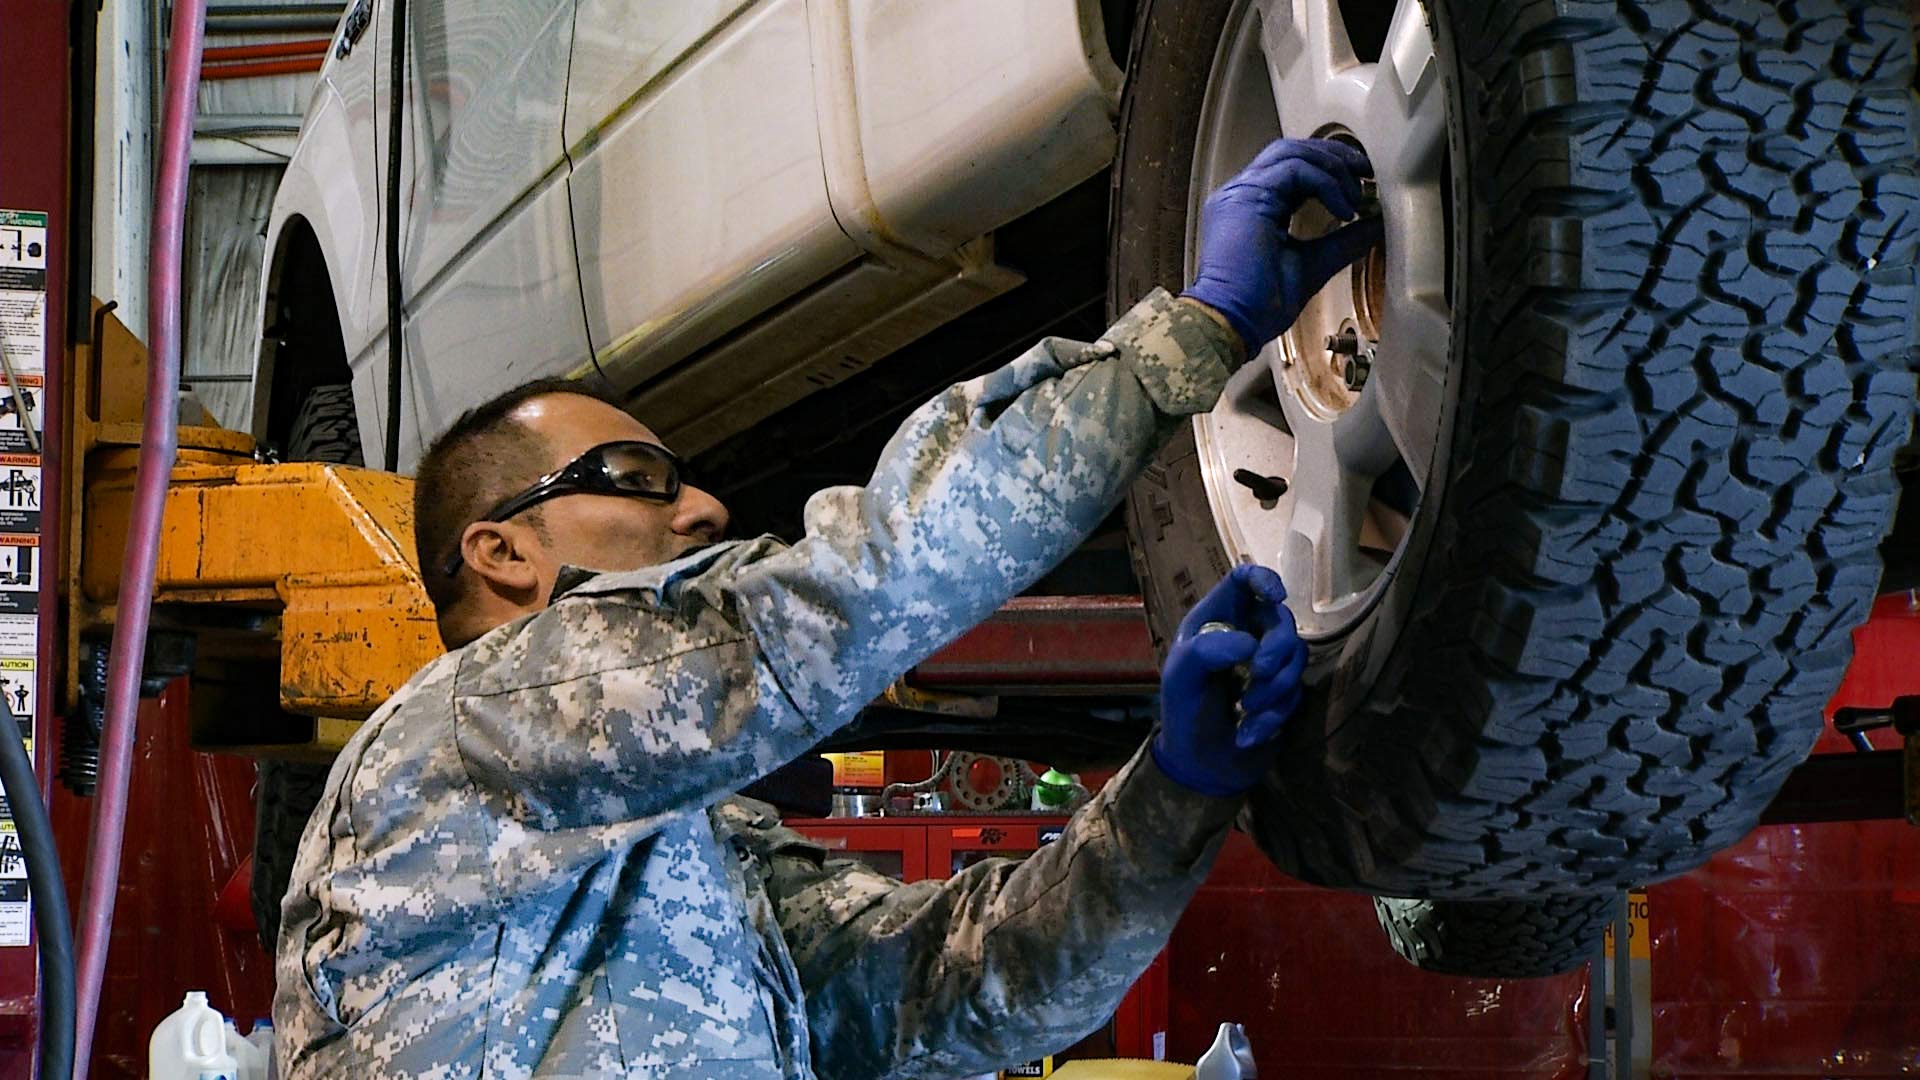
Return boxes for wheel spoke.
[1361,0,1445,189]
[1257,0,1370,128]
[1280,421,1373,611]
[1222,346,1293,434]
[1370,292,1450,486]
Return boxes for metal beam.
[910,595,1159,694]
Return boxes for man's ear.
[461,520,544,600]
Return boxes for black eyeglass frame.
[439,440,685,578]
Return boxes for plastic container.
[149,991,240,1080]
[246,1018,277,1080]
[1194,1021,1256,1079]
[226,1017,267,1080]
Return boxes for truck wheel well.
[259,218,354,453]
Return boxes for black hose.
[382,0,408,471]
[67,0,100,347]
[0,699,74,1080]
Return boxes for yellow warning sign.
[824,751,886,789]
[1602,891,1650,960]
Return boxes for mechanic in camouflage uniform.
[273,138,1383,1078]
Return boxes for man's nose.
[673,485,730,542]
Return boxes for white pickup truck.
[248,0,1920,977]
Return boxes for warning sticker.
[0,461,40,534]
[0,537,37,614]
[0,824,26,946]
[0,657,33,747]
[824,751,886,789]
[1602,890,1650,961]
[0,377,44,456]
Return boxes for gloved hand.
[1182,137,1385,356]
[1151,564,1309,798]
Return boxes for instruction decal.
[0,211,44,949]
[0,535,37,614]
[0,457,40,534]
[0,824,26,947]
[0,210,46,380]
[0,616,34,656]
[0,376,44,456]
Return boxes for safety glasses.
[440,440,687,578]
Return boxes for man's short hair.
[412,376,626,618]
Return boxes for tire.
[1373,893,1616,977]
[251,757,333,952]
[283,383,364,466]
[251,383,361,951]
[1117,0,1920,900]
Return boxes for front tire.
[1116,0,1920,903]
[250,384,362,952]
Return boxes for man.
[274,138,1381,1078]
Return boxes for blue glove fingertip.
[1191,628,1258,669]
[1234,710,1286,750]
[1242,563,1286,603]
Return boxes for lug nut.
[1325,332,1360,356]
[1343,347,1374,392]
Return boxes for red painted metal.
[1647,818,1920,1075]
[0,1,67,1072]
[202,39,330,62]
[49,683,272,1080]
[1165,832,1591,1076]
[1825,589,1920,724]
[200,58,326,82]
[911,595,1159,693]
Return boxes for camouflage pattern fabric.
[272,289,1242,1078]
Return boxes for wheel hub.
[1189,0,1454,640]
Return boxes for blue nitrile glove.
[1182,137,1386,355]
[1151,564,1309,798]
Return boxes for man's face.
[506,393,730,575]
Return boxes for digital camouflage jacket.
[273,289,1243,1078]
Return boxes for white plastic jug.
[1193,1021,1256,1079]
[225,1017,267,1080]
[149,991,240,1080]
[245,1018,277,1080]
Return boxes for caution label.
[825,751,886,789]
[1602,891,1650,960]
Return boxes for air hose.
[0,696,73,1080]
[71,0,203,1071]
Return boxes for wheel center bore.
[1280,128,1386,420]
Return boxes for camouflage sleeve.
[720,289,1240,727]
[454,290,1236,832]
[766,744,1240,1080]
